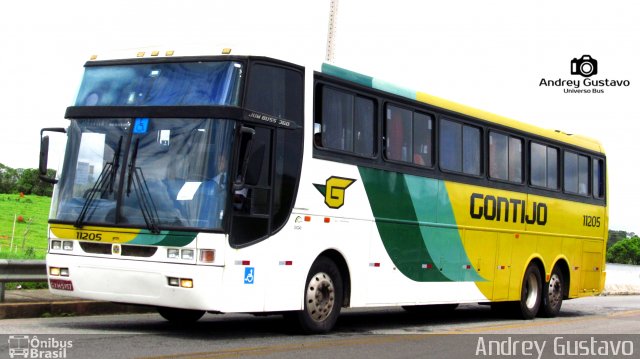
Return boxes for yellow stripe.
[50,224,140,243]
[415,91,602,153]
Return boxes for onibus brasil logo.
[8,335,73,358]
[313,176,356,209]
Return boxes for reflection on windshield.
[74,61,243,107]
[54,118,235,231]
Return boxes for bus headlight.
[181,249,194,260]
[167,248,180,259]
[51,240,62,250]
[63,241,74,251]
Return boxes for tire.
[539,266,564,317]
[291,256,343,334]
[157,307,205,324]
[516,263,543,319]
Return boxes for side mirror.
[39,127,66,184]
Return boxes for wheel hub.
[305,272,335,322]
[547,273,562,306]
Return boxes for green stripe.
[359,167,448,281]
[129,230,196,246]
[359,167,484,282]
[322,63,373,87]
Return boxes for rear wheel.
[517,263,543,319]
[290,256,343,334]
[157,307,205,324]
[540,266,564,317]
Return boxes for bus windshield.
[53,118,236,231]
[75,61,243,106]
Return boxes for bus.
[39,48,608,333]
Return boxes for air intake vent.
[79,242,157,257]
[79,242,111,254]
[121,245,157,257]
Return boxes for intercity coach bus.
[39,47,607,333]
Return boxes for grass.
[0,194,51,259]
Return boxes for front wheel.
[540,266,564,317]
[290,256,343,334]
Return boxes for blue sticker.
[244,267,255,284]
[133,118,149,134]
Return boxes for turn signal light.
[167,277,193,288]
[180,279,193,288]
[199,249,215,263]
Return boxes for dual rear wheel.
[493,263,564,319]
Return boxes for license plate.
[49,279,74,291]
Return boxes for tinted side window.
[531,142,558,189]
[564,151,589,195]
[246,64,303,121]
[440,119,462,172]
[489,132,522,183]
[320,87,354,152]
[354,97,375,156]
[315,86,375,157]
[385,105,413,162]
[440,118,480,175]
[593,158,605,199]
[385,105,433,166]
[413,112,433,167]
[463,126,481,175]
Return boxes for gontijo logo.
[313,176,356,209]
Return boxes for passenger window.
[385,105,412,162]
[385,105,434,166]
[531,142,558,190]
[593,158,605,199]
[489,131,522,183]
[440,118,480,175]
[315,86,375,157]
[564,151,589,195]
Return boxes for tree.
[0,163,55,196]
[16,168,55,196]
[0,163,19,193]
[606,236,640,265]
[608,230,630,249]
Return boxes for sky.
[0,0,638,233]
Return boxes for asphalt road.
[2,295,639,359]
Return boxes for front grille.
[80,242,111,254]
[79,242,157,257]
[121,245,157,257]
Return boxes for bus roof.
[321,63,603,154]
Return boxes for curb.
[0,300,154,320]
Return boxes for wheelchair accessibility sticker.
[244,267,255,284]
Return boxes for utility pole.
[325,0,339,63]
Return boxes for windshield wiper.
[126,138,160,234]
[74,136,122,228]
[109,136,123,193]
